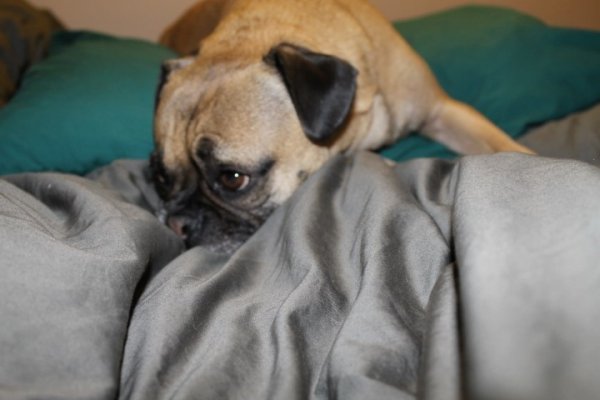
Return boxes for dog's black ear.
[265,43,358,143]
[155,57,195,110]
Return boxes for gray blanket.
[1,113,600,399]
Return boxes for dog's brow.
[194,136,275,176]
[256,158,276,177]
[196,138,215,161]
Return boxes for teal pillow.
[379,6,600,161]
[0,31,175,175]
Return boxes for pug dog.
[151,0,532,253]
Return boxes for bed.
[1,1,600,399]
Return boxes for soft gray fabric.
[452,155,600,400]
[0,172,183,399]
[2,151,599,400]
[520,103,600,167]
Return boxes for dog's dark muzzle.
[149,151,264,253]
[158,188,259,252]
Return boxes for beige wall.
[374,0,599,30]
[30,0,599,41]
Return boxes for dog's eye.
[218,170,250,191]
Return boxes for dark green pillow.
[0,31,175,175]
[379,6,600,161]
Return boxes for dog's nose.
[167,215,189,239]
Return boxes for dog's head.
[152,43,357,252]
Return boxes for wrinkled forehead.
[160,62,298,164]
[194,64,290,135]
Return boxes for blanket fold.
[1,152,599,400]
